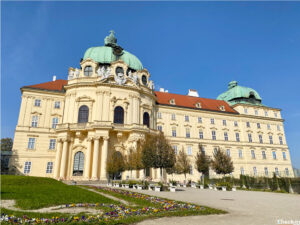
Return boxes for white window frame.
[52,117,59,129]
[211,118,215,124]
[172,128,177,137]
[282,151,287,160]
[34,99,41,107]
[28,138,35,149]
[279,136,283,145]
[264,167,269,176]
[187,146,192,155]
[157,112,162,119]
[234,121,238,127]
[31,115,38,127]
[224,132,228,141]
[272,151,277,160]
[24,161,31,174]
[49,139,56,150]
[269,135,273,144]
[248,133,252,143]
[199,130,203,139]
[46,162,53,173]
[223,120,227,126]
[238,149,243,158]
[54,101,61,109]
[253,167,257,176]
[262,150,266,159]
[259,134,263,144]
[157,125,162,131]
[186,128,190,138]
[212,130,216,140]
[236,132,240,142]
[198,117,202,123]
[172,145,178,155]
[171,113,176,120]
[251,150,256,159]
[226,149,230,157]
[185,115,189,122]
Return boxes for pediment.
[76,95,95,102]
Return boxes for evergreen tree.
[175,148,191,184]
[1,138,13,151]
[195,144,210,184]
[106,149,125,181]
[211,147,234,178]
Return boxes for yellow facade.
[11,35,294,181]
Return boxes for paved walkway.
[100,186,300,225]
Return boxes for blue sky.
[1,2,300,168]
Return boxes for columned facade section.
[100,136,109,180]
[84,137,93,179]
[91,136,100,180]
[59,138,69,179]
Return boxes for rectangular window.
[265,111,268,117]
[274,112,278,118]
[213,147,218,155]
[201,147,205,155]
[198,117,202,123]
[264,167,269,176]
[267,124,271,130]
[189,165,193,175]
[253,167,257,176]
[255,110,258,116]
[226,149,230,157]
[224,132,228,141]
[185,115,189,122]
[34,99,41,107]
[199,131,203,139]
[269,135,273,144]
[171,113,176,120]
[211,118,215,124]
[259,135,263,144]
[157,112,162,119]
[52,117,58,129]
[240,167,244,175]
[28,138,35,149]
[244,108,248,114]
[275,167,279,176]
[282,152,287,160]
[172,146,178,155]
[257,123,261,129]
[172,128,177,137]
[248,133,252,143]
[186,128,190,138]
[262,151,266,159]
[31,115,38,127]
[234,121,238,127]
[277,125,280,131]
[246,122,250,128]
[54,101,60,109]
[236,133,240,142]
[24,161,31,174]
[285,168,289,176]
[212,131,216,140]
[157,125,162,131]
[49,139,56,150]
[251,150,256,159]
[187,146,192,155]
[46,162,53,173]
[279,136,283,145]
[223,120,227,126]
[239,149,243,158]
[272,151,277,160]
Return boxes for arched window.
[73,151,84,176]
[114,106,124,124]
[78,105,89,123]
[143,112,150,128]
[84,66,93,76]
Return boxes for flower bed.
[1,186,213,224]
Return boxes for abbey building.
[11,31,294,181]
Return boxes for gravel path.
[92,185,300,225]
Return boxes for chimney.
[53,76,56,81]
[159,88,165,92]
[188,89,199,97]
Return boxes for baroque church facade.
[11,31,294,181]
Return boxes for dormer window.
[84,66,93,76]
[219,105,225,111]
[142,75,147,85]
[195,102,201,108]
[169,99,175,105]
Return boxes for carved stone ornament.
[97,66,111,80]
[114,70,127,85]
[75,69,80,78]
[128,71,138,84]
[68,70,74,80]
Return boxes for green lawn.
[1,175,116,209]
[1,175,226,224]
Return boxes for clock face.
[142,75,147,85]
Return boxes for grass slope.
[1,175,116,209]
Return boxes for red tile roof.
[22,80,68,92]
[21,80,237,114]
[155,91,238,114]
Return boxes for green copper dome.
[83,31,143,71]
[217,81,262,106]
